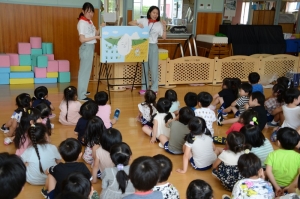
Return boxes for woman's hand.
[95,36,100,40]
[100,22,106,27]
[138,23,144,28]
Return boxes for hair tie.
[68,87,71,90]
[244,149,250,154]
[41,97,44,100]
[23,108,26,112]
[117,164,124,171]
[28,109,31,114]
[252,117,258,125]
[31,124,35,127]
[249,121,254,125]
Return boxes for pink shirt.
[96,105,111,129]
[15,133,31,156]
[59,100,82,125]
[96,146,114,172]
[225,122,244,135]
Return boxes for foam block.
[10,66,32,72]
[34,78,57,84]
[58,60,70,72]
[37,56,48,68]
[10,78,34,84]
[7,54,19,66]
[30,37,42,49]
[10,72,34,78]
[47,72,58,78]
[47,60,58,72]
[31,49,42,55]
[19,55,31,66]
[0,67,10,73]
[42,43,53,54]
[0,55,10,67]
[31,55,38,67]
[18,43,31,54]
[0,73,9,84]
[45,54,54,61]
[58,72,70,83]
[34,67,47,78]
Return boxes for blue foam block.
[0,67,10,73]
[10,72,34,78]
[37,56,48,68]
[31,49,42,55]
[34,78,57,84]
[19,55,31,66]
[0,73,9,84]
[42,43,53,54]
[58,72,70,83]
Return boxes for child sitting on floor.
[248,72,263,94]
[165,89,180,114]
[184,92,197,111]
[186,179,213,199]
[247,91,267,131]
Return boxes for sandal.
[213,136,226,144]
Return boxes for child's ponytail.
[164,112,173,123]
[143,90,157,116]
[110,142,132,194]
[15,93,31,113]
[63,86,77,121]
[29,124,44,173]
[185,117,211,144]
[227,132,251,154]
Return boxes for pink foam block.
[45,54,54,61]
[0,55,10,67]
[30,37,42,49]
[18,43,31,54]
[34,67,46,78]
[58,60,70,72]
[47,60,58,72]
[6,53,19,66]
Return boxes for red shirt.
[225,122,244,135]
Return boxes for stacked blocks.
[18,43,31,54]
[7,54,19,66]
[30,37,42,48]
[0,55,10,84]
[58,72,70,83]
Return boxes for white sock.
[271,120,277,125]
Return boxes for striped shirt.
[236,96,249,114]
[251,139,274,167]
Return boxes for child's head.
[15,93,31,111]
[144,90,157,105]
[153,154,172,183]
[248,72,260,84]
[84,116,106,147]
[186,117,211,144]
[156,98,172,113]
[34,86,48,100]
[165,89,177,102]
[238,152,262,178]
[178,107,195,125]
[272,84,285,103]
[222,78,232,89]
[110,142,132,193]
[0,153,26,199]
[62,172,92,198]
[184,92,197,108]
[59,138,82,162]
[226,132,249,153]
[277,76,290,89]
[284,88,300,104]
[238,82,252,97]
[94,91,108,105]
[277,127,300,150]
[129,156,160,192]
[79,100,99,120]
[35,103,52,135]
[63,86,77,101]
[197,92,213,107]
[249,92,265,106]
[239,109,258,125]
[100,128,122,152]
[28,123,48,173]
[240,124,265,148]
[186,179,213,199]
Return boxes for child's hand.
[176,168,186,173]
[150,137,156,143]
[275,187,284,197]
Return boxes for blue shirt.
[74,117,89,143]
[252,84,264,94]
[32,99,51,107]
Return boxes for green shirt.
[265,149,300,187]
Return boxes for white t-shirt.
[138,103,157,122]
[136,18,163,44]
[21,144,61,185]
[194,107,216,136]
[185,135,217,168]
[77,19,96,44]
[282,105,300,129]
[218,150,244,165]
[154,112,175,138]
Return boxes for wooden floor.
[0,81,277,199]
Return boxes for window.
[240,2,250,24]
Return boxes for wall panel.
[196,12,223,35]
[0,3,100,79]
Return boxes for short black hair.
[100,128,122,152]
[277,76,290,89]
[284,88,300,104]
[79,100,99,119]
[186,179,213,199]
[147,6,161,21]
[238,153,261,178]
[156,98,172,113]
[197,92,212,107]
[277,127,300,150]
[165,89,178,102]
[129,156,160,191]
[248,72,260,84]
[178,107,195,125]
[184,92,197,108]
[34,86,48,100]
[153,154,172,182]
[94,91,108,106]
[59,138,82,162]
[0,153,26,199]
[240,125,265,147]
[226,132,250,153]
[62,172,91,198]
[250,92,265,106]
[239,82,252,96]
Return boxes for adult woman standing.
[77,2,100,100]
[129,6,167,95]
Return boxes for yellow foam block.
[159,49,168,60]
[47,72,58,78]
[10,78,34,84]
[10,66,32,72]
